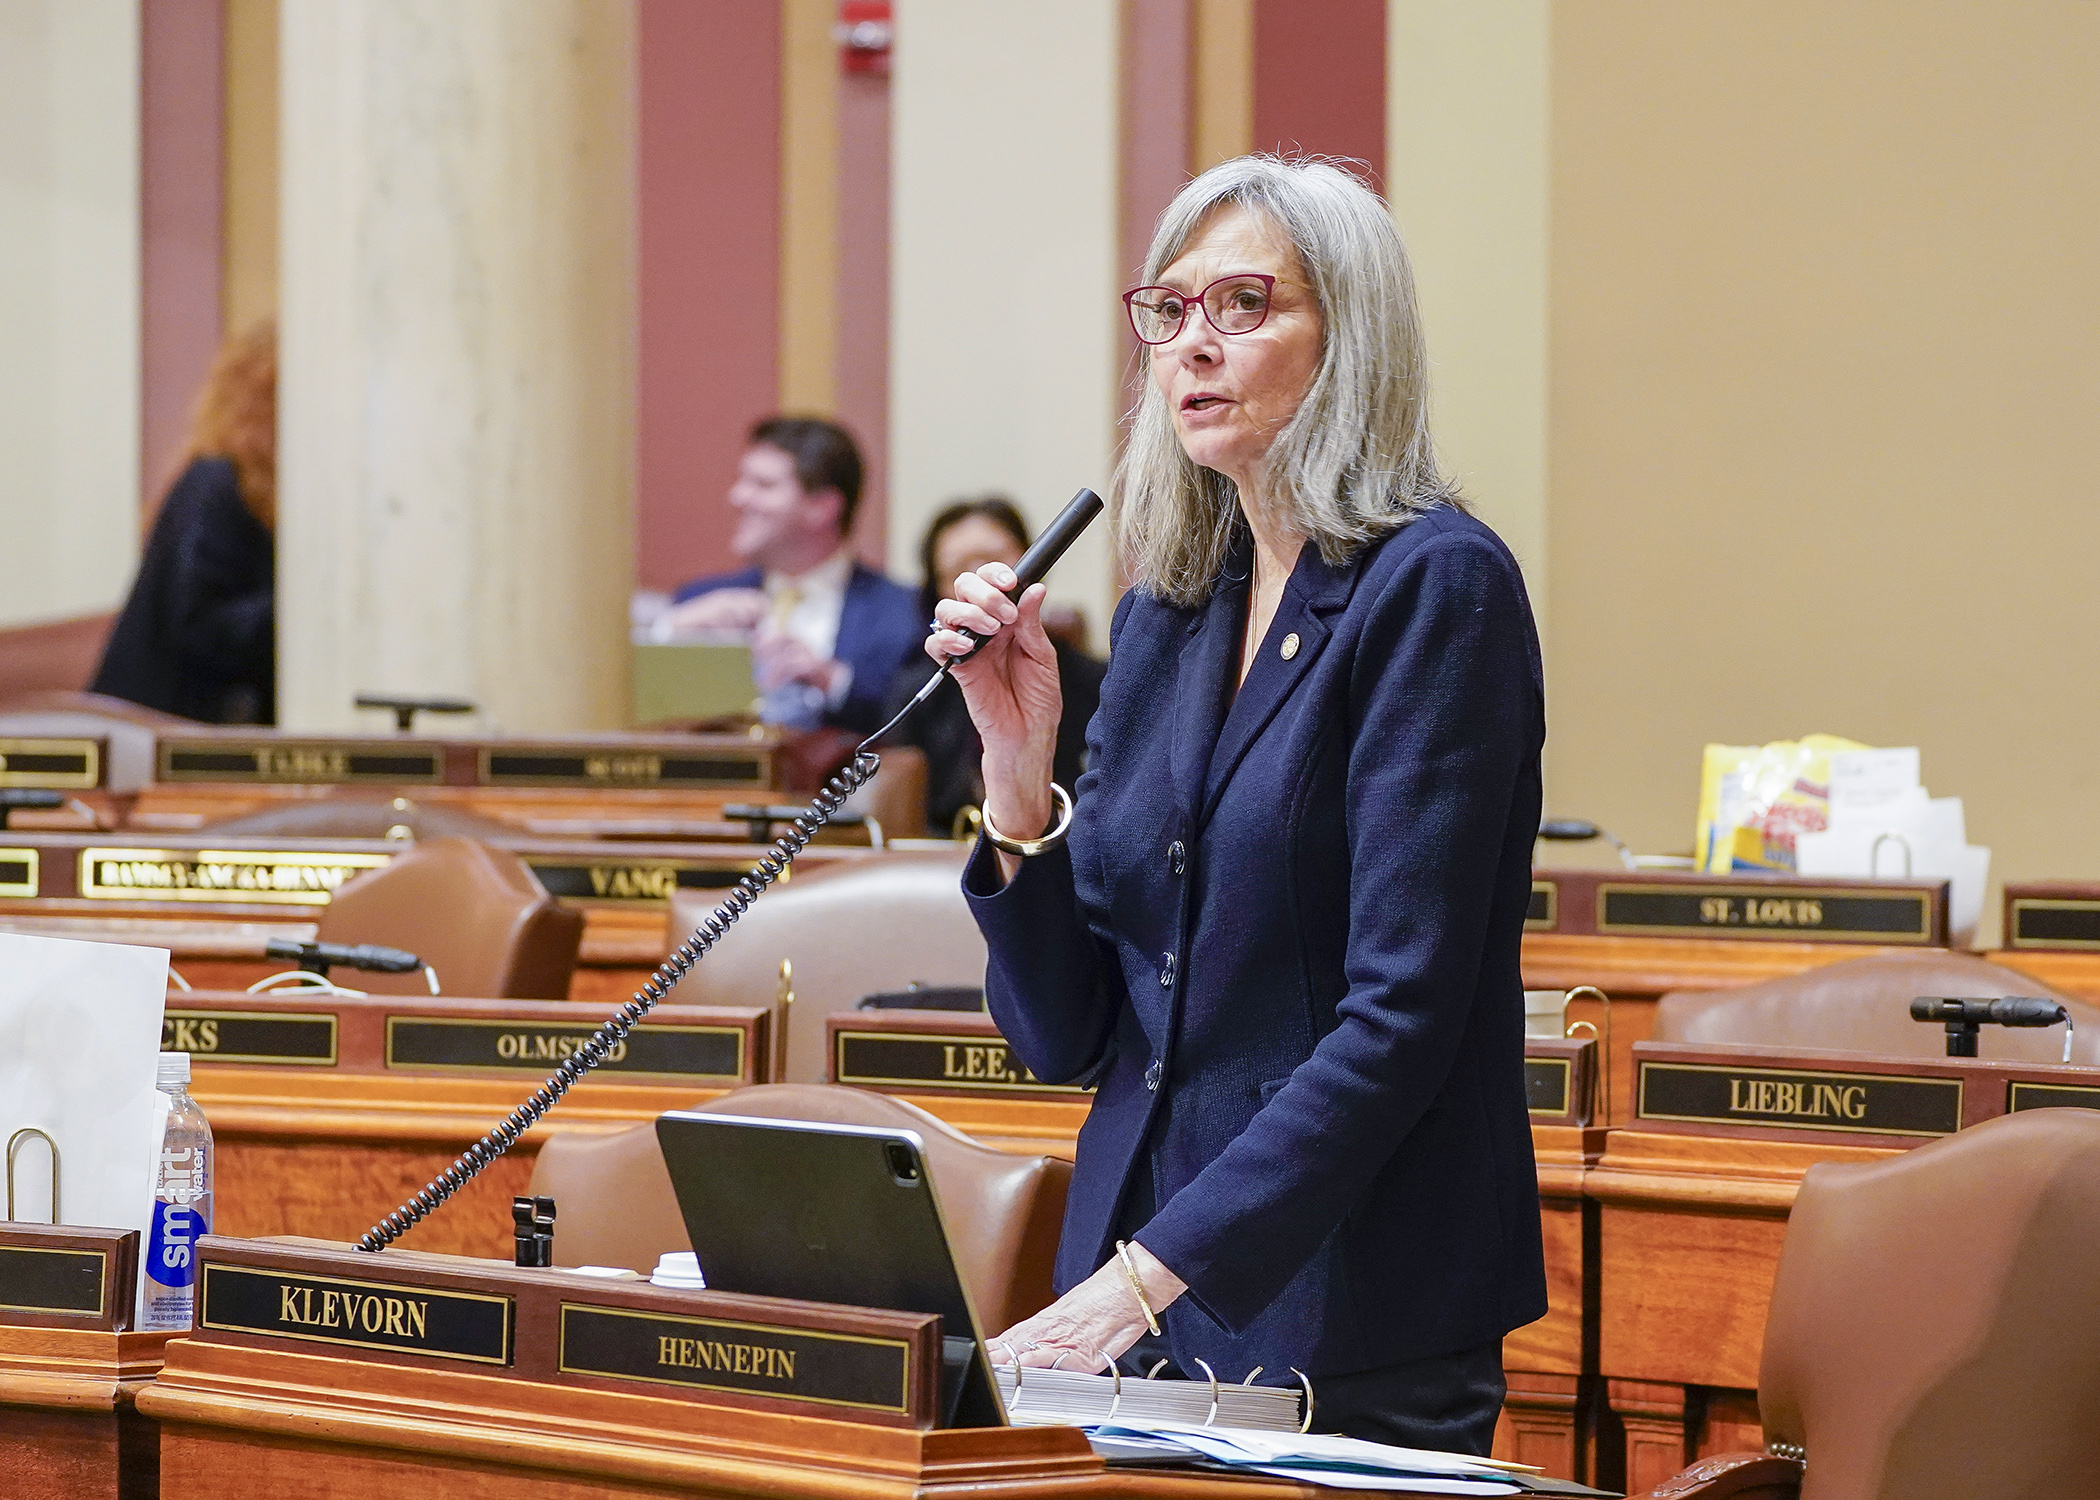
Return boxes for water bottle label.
[147,1200,208,1289]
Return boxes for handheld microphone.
[943,487,1104,663]
[266,937,422,976]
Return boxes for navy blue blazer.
[965,505,1548,1378]
[672,561,923,736]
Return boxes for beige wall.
[222,0,278,334]
[1547,1,2100,928]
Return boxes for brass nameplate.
[558,1303,910,1413]
[2008,898,2100,951]
[832,1030,1087,1095]
[386,1017,745,1082]
[526,858,747,904]
[1525,1057,1571,1117]
[1597,882,1933,944]
[0,738,100,789]
[199,1264,512,1364]
[0,1245,107,1317]
[158,740,444,785]
[480,747,768,789]
[0,848,37,898]
[1526,881,1557,931]
[164,1010,339,1066]
[2009,1080,2100,1113]
[1639,1060,1962,1137]
[79,848,391,904]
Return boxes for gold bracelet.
[981,783,1073,857]
[1115,1239,1163,1337]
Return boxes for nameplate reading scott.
[1597,882,1934,944]
[1526,881,1557,931]
[0,1246,107,1317]
[1525,1057,1571,1116]
[78,848,391,904]
[2009,1081,2100,1113]
[1639,1060,1962,1137]
[832,1030,1088,1095]
[386,1017,745,1081]
[479,747,768,789]
[199,1264,513,1364]
[163,1010,339,1066]
[2007,898,2100,950]
[525,858,748,904]
[159,740,444,784]
[0,738,101,789]
[558,1304,911,1413]
[0,848,37,898]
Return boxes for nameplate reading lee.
[159,739,444,784]
[0,738,101,789]
[2007,898,2100,951]
[163,1010,339,1066]
[1638,1060,1962,1137]
[79,848,391,904]
[1525,1057,1571,1117]
[386,1017,745,1081]
[1597,882,1933,944]
[0,1246,107,1317]
[1526,881,1557,931]
[832,1030,1088,1095]
[199,1264,513,1364]
[0,848,37,898]
[525,858,747,904]
[2009,1081,2100,1113]
[558,1304,911,1413]
[479,748,768,789]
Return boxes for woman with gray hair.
[930,156,1546,1451]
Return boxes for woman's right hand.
[928,563,1063,843]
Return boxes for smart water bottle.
[141,1051,214,1332]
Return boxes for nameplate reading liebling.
[164,1010,339,1066]
[479,747,768,789]
[832,1030,1087,1095]
[386,1017,745,1082]
[0,1246,107,1317]
[79,848,391,904]
[1638,1060,1962,1137]
[0,848,38,898]
[1597,882,1934,944]
[0,737,101,789]
[199,1264,513,1364]
[558,1304,911,1414]
[158,739,445,785]
[526,858,746,904]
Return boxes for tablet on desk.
[653,1111,1007,1428]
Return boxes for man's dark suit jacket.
[93,456,275,724]
[672,561,923,736]
[965,505,1548,1379]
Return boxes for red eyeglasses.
[1122,274,1278,345]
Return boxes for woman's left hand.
[990,1242,1187,1370]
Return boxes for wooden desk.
[0,1325,174,1499]
[1988,947,2100,1004]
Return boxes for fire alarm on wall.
[836,0,892,76]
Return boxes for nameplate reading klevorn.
[164,1010,339,1066]
[386,1017,745,1082]
[79,848,390,904]
[158,739,445,784]
[832,1030,1087,1095]
[525,858,747,904]
[0,1245,107,1317]
[0,848,37,898]
[1639,1060,1962,1137]
[1597,882,1934,944]
[199,1264,512,1364]
[558,1304,912,1413]
[0,738,101,789]
[479,746,768,789]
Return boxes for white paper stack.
[998,1364,1303,1429]
[1086,1422,1546,1495]
[1794,748,1992,945]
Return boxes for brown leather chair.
[205,796,517,844]
[1633,1108,2100,1499]
[526,1082,1071,1335]
[317,836,582,998]
[662,849,984,1083]
[1653,952,2100,1065]
[0,614,116,701]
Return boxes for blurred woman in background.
[94,323,277,723]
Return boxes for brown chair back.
[1653,952,2100,1064]
[527,1082,1070,1335]
[205,796,517,843]
[1759,1109,2100,1498]
[318,836,582,998]
[0,615,116,700]
[662,850,984,1083]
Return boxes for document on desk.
[1084,1422,1613,1494]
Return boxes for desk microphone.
[265,937,422,977]
[1911,995,2072,1059]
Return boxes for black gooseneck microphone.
[356,484,1105,1252]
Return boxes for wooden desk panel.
[1988,948,2100,1003]
[0,1325,175,1500]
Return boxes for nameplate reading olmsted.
[1525,1057,1570,1116]
[526,859,746,904]
[0,848,37,898]
[159,740,445,784]
[164,1010,339,1066]
[1639,1060,1962,1136]
[386,1017,745,1082]
[558,1304,911,1413]
[0,1246,107,1316]
[0,738,100,789]
[1526,881,1557,931]
[832,1030,1088,1095]
[479,748,768,789]
[199,1264,512,1364]
[1597,882,1933,944]
[2009,1081,2100,1113]
[79,848,390,904]
[2008,898,2100,950]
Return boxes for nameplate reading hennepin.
[158,740,445,784]
[0,1246,107,1316]
[164,1010,339,1066]
[386,1017,745,1081]
[1597,882,1933,943]
[199,1264,513,1364]
[832,1030,1088,1095]
[479,747,767,789]
[79,848,391,904]
[1639,1060,1962,1137]
[0,738,101,789]
[558,1304,911,1413]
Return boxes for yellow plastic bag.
[1695,734,1871,873]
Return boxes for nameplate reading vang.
[0,738,101,789]
[832,1030,1087,1095]
[558,1304,911,1413]
[158,740,445,785]
[0,1245,107,1317]
[79,848,391,904]
[1639,1060,1962,1137]
[199,1264,512,1364]
[386,1017,745,1081]
[2009,1081,2100,1113]
[2008,899,2100,951]
[0,848,37,898]
[164,1010,339,1066]
[1525,1057,1571,1116]
[1597,882,1933,944]
[479,748,768,789]
[1526,881,1557,932]
[526,859,747,904]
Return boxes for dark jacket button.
[1145,1059,1163,1091]
[1159,953,1176,987]
[1168,840,1186,876]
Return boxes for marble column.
[278,0,635,733]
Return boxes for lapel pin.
[1280,633,1301,660]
